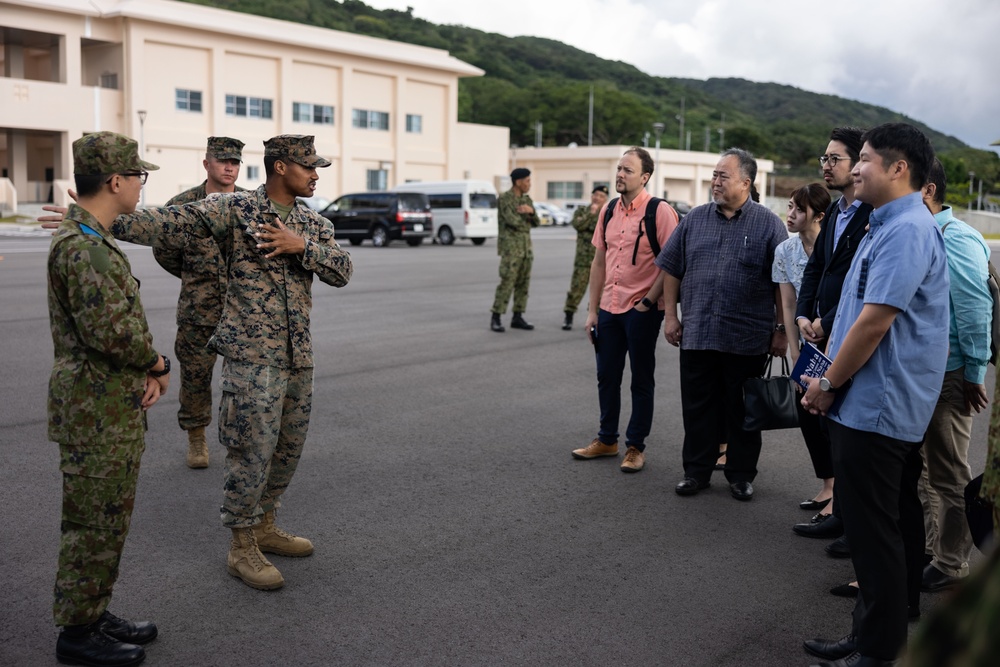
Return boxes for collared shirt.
[833,197,861,248]
[936,206,993,384]
[827,192,950,442]
[592,189,678,314]
[772,235,809,294]
[656,197,787,354]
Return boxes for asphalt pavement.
[0,227,992,666]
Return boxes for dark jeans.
[678,349,768,484]
[595,307,664,450]
[829,420,924,660]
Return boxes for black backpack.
[602,196,666,264]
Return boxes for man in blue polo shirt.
[800,123,949,667]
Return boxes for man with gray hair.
[658,148,788,501]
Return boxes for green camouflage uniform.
[492,188,537,314]
[48,204,161,626]
[112,136,352,528]
[157,179,246,433]
[563,204,600,314]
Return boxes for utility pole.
[717,112,726,151]
[676,97,685,150]
[535,121,542,148]
[652,122,665,197]
[588,85,594,147]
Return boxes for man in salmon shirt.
[571,147,679,473]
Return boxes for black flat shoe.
[730,480,754,501]
[675,477,710,496]
[921,563,960,592]
[829,582,859,598]
[800,497,832,511]
[825,535,851,558]
[793,512,843,538]
[803,633,856,661]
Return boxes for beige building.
[0,0,510,209]
[510,145,774,209]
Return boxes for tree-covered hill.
[178,0,998,192]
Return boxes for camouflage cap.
[207,136,245,161]
[73,131,160,175]
[263,134,331,168]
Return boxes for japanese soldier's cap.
[264,135,331,168]
[207,136,245,161]
[73,131,159,175]
[593,184,609,195]
[510,167,530,182]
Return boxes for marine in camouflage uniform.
[111,135,353,590]
[562,185,609,329]
[49,132,166,665]
[491,167,538,331]
[155,136,246,469]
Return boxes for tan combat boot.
[186,427,209,468]
[252,510,314,557]
[227,527,284,590]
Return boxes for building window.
[366,169,388,191]
[293,102,334,125]
[245,165,260,180]
[352,109,390,131]
[405,114,422,134]
[99,71,118,90]
[226,94,272,119]
[547,181,584,199]
[175,89,202,112]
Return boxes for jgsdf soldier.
[562,184,609,330]
[110,135,353,591]
[155,136,247,469]
[48,132,167,666]
[490,167,538,332]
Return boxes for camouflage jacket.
[48,204,160,445]
[152,181,246,326]
[112,185,353,370]
[496,189,537,257]
[571,205,600,241]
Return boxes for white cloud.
[366,0,1000,149]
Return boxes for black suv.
[320,192,433,247]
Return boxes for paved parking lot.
[0,227,992,666]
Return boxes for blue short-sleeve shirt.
[826,192,950,442]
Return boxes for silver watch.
[819,377,835,393]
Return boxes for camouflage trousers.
[218,359,313,528]
[174,322,218,431]
[54,437,145,626]
[492,250,533,314]
[564,240,595,314]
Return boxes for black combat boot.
[562,312,573,330]
[490,313,505,332]
[56,623,146,667]
[510,312,534,330]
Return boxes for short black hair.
[926,157,947,204]
[861,123,935,191]
[829,127,865,164]
[264,156,279,178]
[74,173,107,198]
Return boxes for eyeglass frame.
[818,155,850,168]
[105,171,149,185]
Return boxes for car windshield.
[470,193,497,209]
[398,193,430,212]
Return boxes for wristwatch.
[774,324,786,333]
[149,355,171,377]
[641,297,654,309]
[818,376,836,393]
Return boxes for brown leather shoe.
[620,446,645,472]
[571,438,619,460]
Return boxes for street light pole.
[137,109,147,208]
[969,171,975,211]
[652,122,665,197]
[676,97,685,151]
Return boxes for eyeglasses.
[818,155,848,168]
[122,171,149,185]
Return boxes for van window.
[428,194,462,209]
[470,193,497,209]
[398,193,430,212]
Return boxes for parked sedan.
[534,202,571,226]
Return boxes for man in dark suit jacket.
[792,127,871,542]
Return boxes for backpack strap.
[601,197,619,249]
[643,197,663,258]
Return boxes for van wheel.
[406,238,422,246]
[371,226,389,247]
[437,226,455,246]
[471,237,486,246]
[348,238,363,246]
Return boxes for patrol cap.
[207,136,244,161]
[263,135,331,168]
[510,167,530,182]
[592,184,609,195]
[73,131,160,175]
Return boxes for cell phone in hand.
[590,325,598,347]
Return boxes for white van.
[392,180,498,245]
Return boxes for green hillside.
[178,0,998,194]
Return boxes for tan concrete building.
[0,0,509,209]
[510,145,774,209]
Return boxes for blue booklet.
[791,342,849,415]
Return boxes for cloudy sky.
[365,0,999,151]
